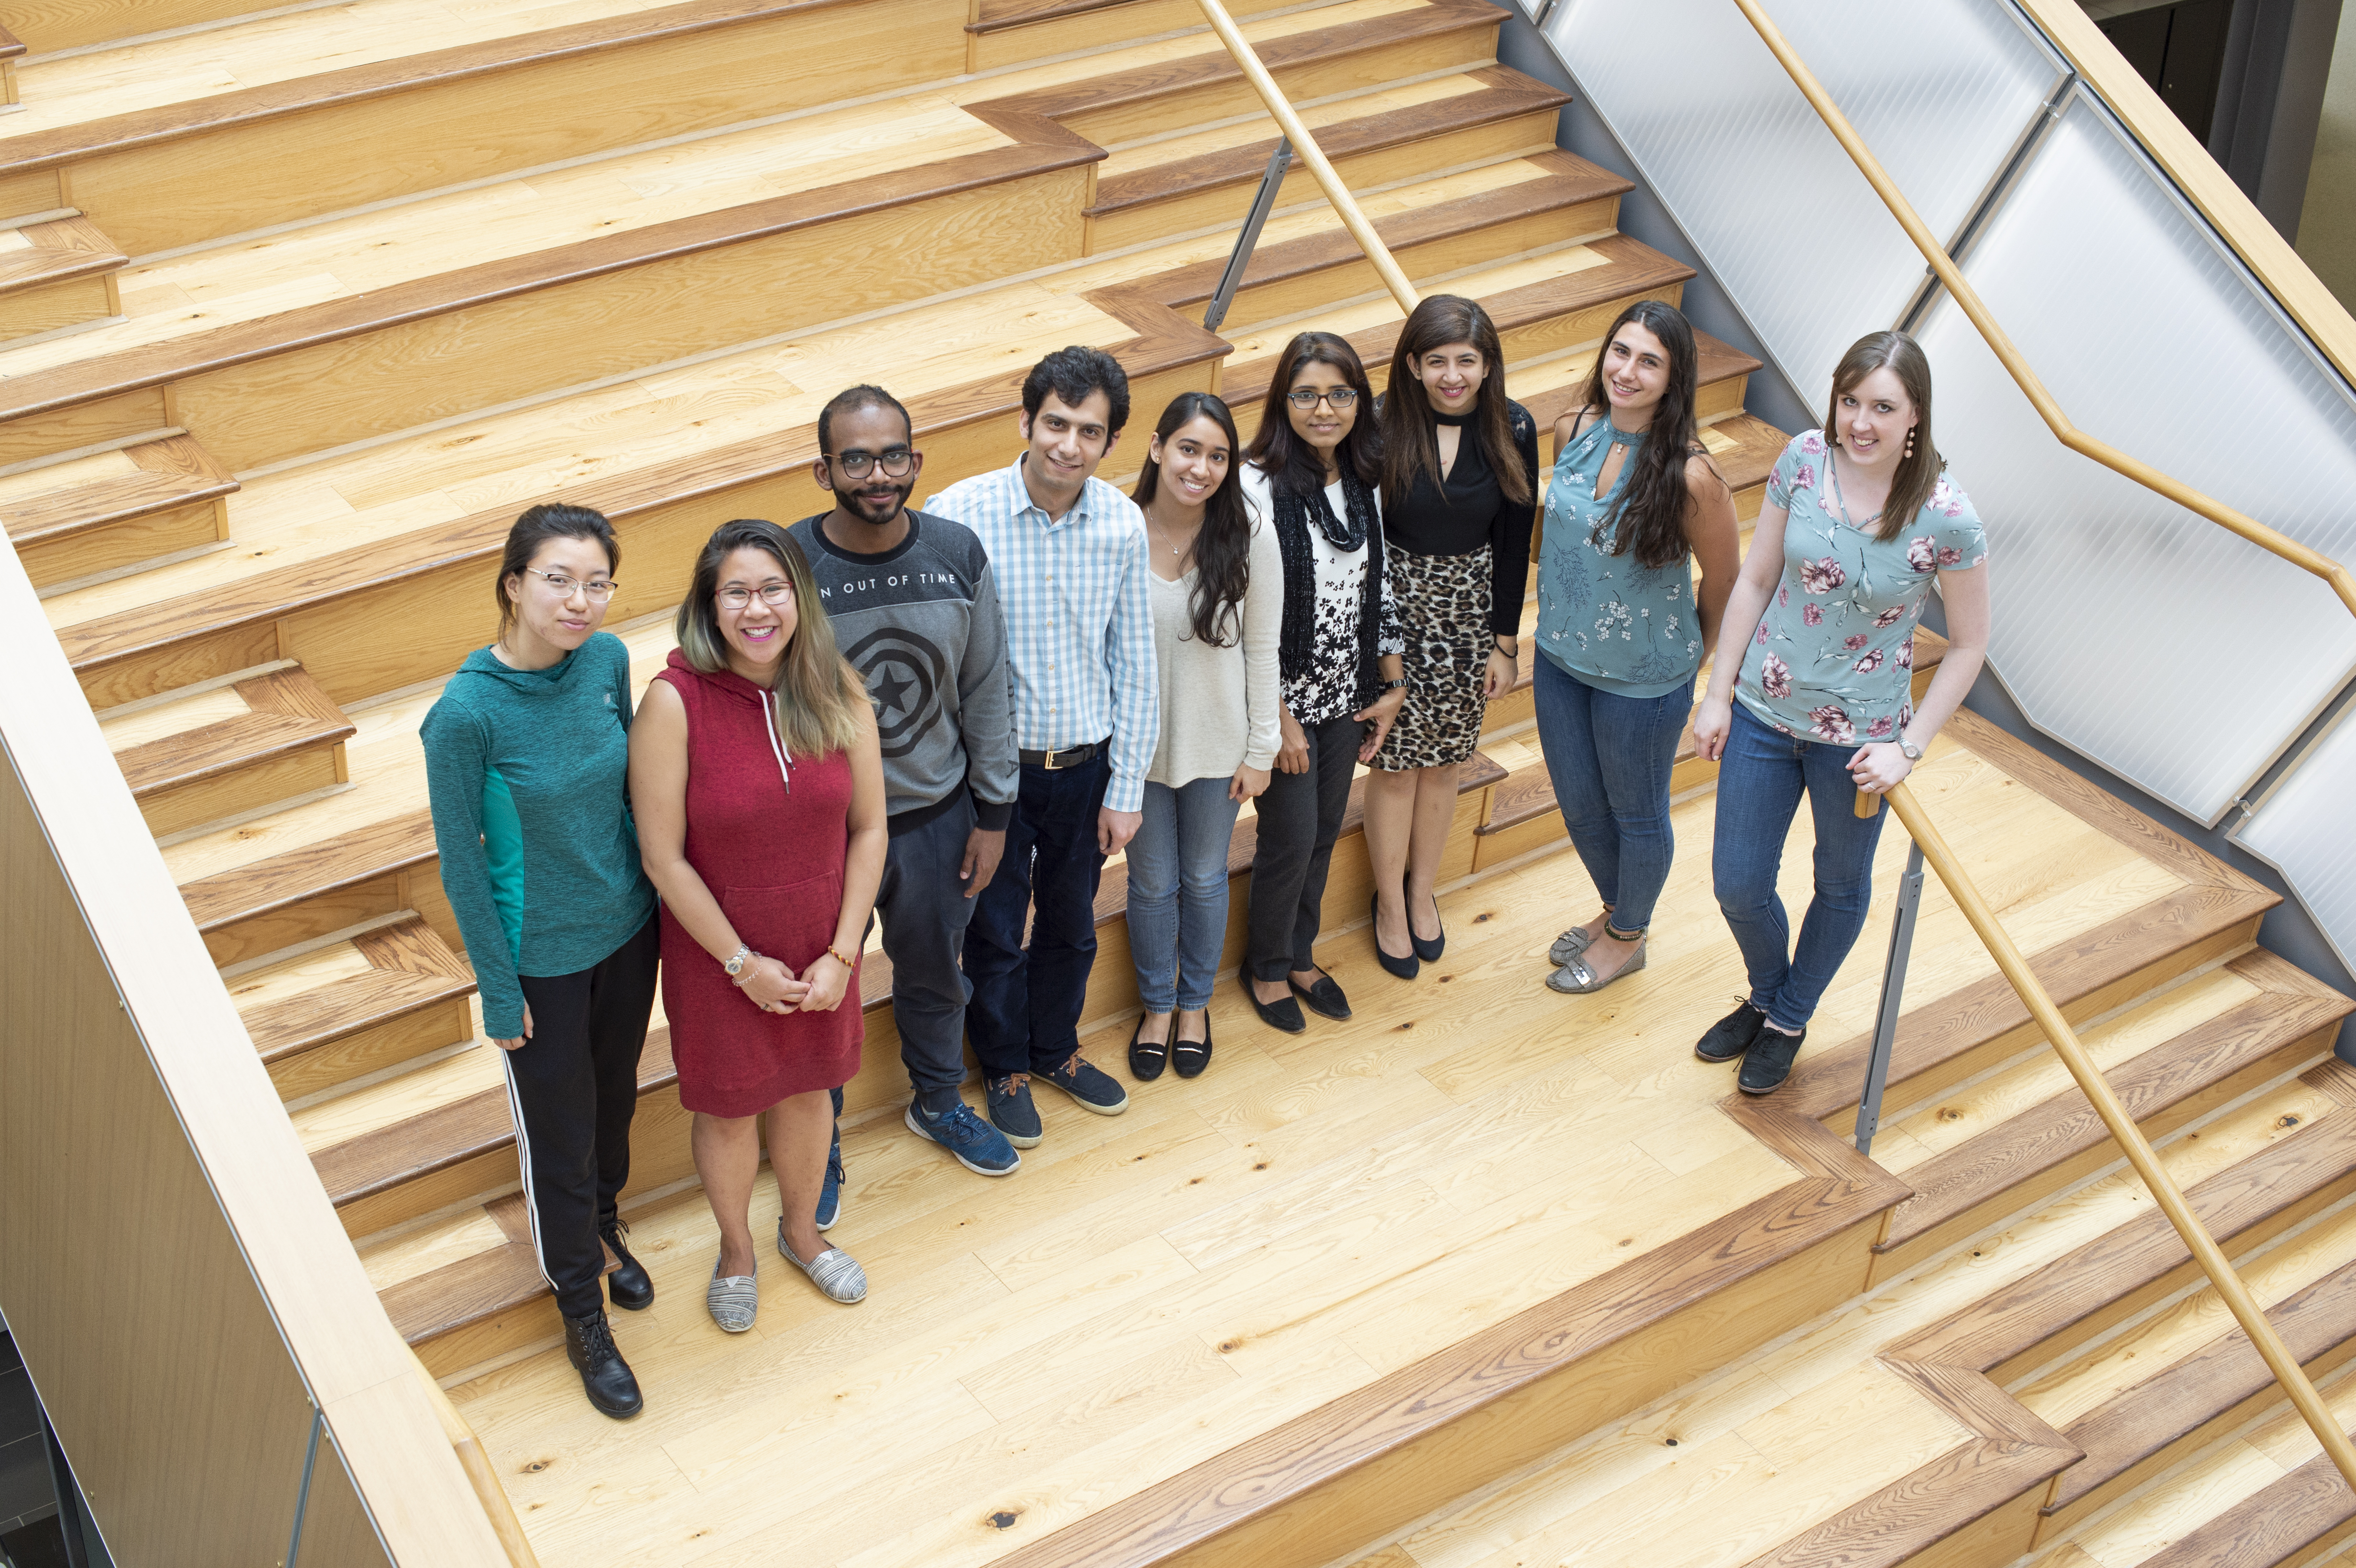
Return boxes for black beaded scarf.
[1268,465,1385,696]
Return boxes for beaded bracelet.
[825,944,856,969]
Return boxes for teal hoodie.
[420,632,655,1039]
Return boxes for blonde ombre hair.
[673,519,867,757]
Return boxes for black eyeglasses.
[829,448,918,480]
[1285,387,1359,409]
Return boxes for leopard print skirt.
[1372,542,1492,772]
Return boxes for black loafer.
[1407,881,1444,962]
[1291,971,1353,1020]
[601,1219,654,1312]
[1739,1025,1807,1095]
[1173,1015,1213,1079]
[1241,971,1306,1033]
[1129,1013,1170,1081]
[1371,896,1419,980]
[1694,999,1767,1064]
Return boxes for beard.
[841,480,912,527]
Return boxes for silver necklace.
[1146,507,1198,563]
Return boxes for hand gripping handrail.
[1859,782,2356,1492]
[1728,0,2356,621]
[405,1347,543,1568]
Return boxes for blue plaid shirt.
[926,455,1159,813]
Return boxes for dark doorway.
[2102,0,2239,140]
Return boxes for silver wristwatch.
[1898,737,1924,762]
[724,943,752,979]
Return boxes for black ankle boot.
[600,1218,654,1311]
[564,1307,643,1420]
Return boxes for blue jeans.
[1712,703,1887,1032]
[1126,776,1243,1012]
[963,753,1111,1078]
[1532,655,1691,935]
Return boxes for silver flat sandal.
[1547,941,1647,994]
[778,1218,868,1304]
[707,1259,758,1333]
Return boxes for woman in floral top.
[1691,330,1990,1095]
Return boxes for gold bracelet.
[825,944,856,969]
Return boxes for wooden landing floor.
[443,723,2196,1568]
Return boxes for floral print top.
[1535,416,1703,699]
[1735,430,1986,744]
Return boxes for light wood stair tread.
[234,915,472,1062]
[0,431,232,547]
[108,661,349,798]
[0,215,126,296]
[2131,1444,2356,1568]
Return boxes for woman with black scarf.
[1235,332,1407,1034]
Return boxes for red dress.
[655,650,862,1116]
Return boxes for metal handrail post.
[1203,137,1294,332]
[1854,838,1925,1156]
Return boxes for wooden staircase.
[8,2,2352,1565]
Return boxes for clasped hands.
[732,950,852,1014]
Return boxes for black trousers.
[1247,713,1362,980]
[503,912,660,1318]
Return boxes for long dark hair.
[1379,294,1529,512]
[1823,330,1942,541]
[1133,392,1252,647]
[1576,299,1706,571]
[674,520,866,756]
[1244,331,1382,495]
[496,503,618,633]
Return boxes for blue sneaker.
[985,1074,1043,1148]
[1040,1051,1129,1116]
[905,1098,1022,1176]
[815,1125,844,1231]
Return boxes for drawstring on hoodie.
[762,687,793,794]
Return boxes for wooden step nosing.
[3,469,234,546]
[2134,1443,2356,1568]
[0,241,126,297]
[248,972,476,1064]
[118,711,354,798]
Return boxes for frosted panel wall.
[1916,87,2356,823]
[1539,0,2062,395]
[2236,710,2356,971]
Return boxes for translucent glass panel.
[2236,708,2356,972]
[1915,87,2356,823]
[1539,0,2062,396]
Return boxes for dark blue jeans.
[1532,655,1691,935]
[1711,703,1887,1032]
[963,753,1111,1077]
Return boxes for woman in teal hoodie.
[422,503,659,1422]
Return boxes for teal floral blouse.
[1736,430,1987,743]
[1535,417,1703,699]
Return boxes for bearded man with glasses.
[785,385,1024,1189]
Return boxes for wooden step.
[1086,65,1571,253]
[1864,949,2354,1282]
[0,0,962,257]
[1,0,261,57]
[100,660,351,838]
[0,215,126,342]
[0,429,231,590]
[2067,1416,2356,1568]
[230,915,475,1100]
[965,0,1302,71]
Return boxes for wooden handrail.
[1190,0,1421,317]
[1727,0,2356,621]
[404,1347,543,1568]
[1873,780,2356,1492]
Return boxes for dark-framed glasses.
[524,566,619,600]
[1285,387,1358,409]
[716,583,796,610]
[829,448,918,480]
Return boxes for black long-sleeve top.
[1383,400,1539,636]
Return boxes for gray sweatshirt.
[789,510,1017,835]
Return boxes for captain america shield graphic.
[843,626,950,760]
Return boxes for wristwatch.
[1377,678,1407,693]
[1898,738,1924,762]
[724,943,752,979]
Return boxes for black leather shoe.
[1291,970,1353,1020]
[564,1307,643,1420]
[1173,1014,1213,1080]
[601,1219,654,1311]
[1406,880,1444,962]
[1739,1025,1808,1096]
[1694,999,1767,1064]
[1240,971,1306,1034]
[1129,1013,1171,1081]
[1370,896,1419,980]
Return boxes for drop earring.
[1903,427,1916,460]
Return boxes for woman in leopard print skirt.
[1362,295,1538,980]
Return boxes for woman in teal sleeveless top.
[1532,300,1741,995]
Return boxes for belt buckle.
[1041,746,1064,771]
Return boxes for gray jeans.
[1246,713,1362,980]
[873,790,981,1108]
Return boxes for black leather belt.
[1019,739,1107,770]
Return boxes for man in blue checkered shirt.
[926,346,1159,1151]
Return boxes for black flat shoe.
[1739,1025,1808,1095]
[1694,999,1767,1064]
[1241,971,1306,1033]
[601,1219,654,1312]
[1407,880,1444,962]
[1290,970,1353,1020]
[1370,895,1419,980]
[1129,1013,1171,1081]
[1173,1015,1212,1079]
